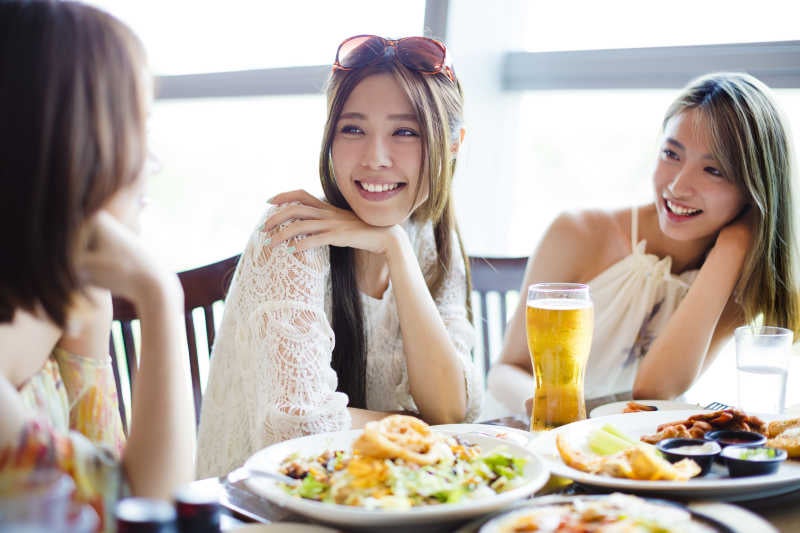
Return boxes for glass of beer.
[526,283,593,431]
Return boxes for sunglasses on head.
[333,34,455,82]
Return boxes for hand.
[77,211,174,305]
[714,206,755,255]
[264,190,396,255]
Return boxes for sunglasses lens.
[336,35,385,69]
[396,37,446,72]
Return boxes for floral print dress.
[0,347,126,532]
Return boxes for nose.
[361,135,392,170]
[666,167,696,198]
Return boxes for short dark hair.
[0,0,148,326]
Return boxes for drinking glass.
[0,469,97,533]
[526,283,594,431]
[735,325,792,414]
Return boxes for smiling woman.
[195,33,481,479]
[489,72,800,416]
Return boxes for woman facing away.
[489,72,800,415]
[0,1,194,528]
[197,35,482,477]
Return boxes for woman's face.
[331,73,428,227]
[653,108,748,241]
[103,163,149,233]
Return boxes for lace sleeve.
[196,205,350,478]
[435,238,483,422]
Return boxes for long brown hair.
[0,0,148,326]
[318,53,471,407]
[664,72,799,337]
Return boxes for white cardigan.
[196,207,481,478]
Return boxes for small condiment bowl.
[656,438,721,477]
[704,429,766,449]
[704,430,766,464]
[721,445,787,477]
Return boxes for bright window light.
[523,0,800,52]
[84,0,426,74]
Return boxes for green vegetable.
[296,475,328,500]
[737,447,778,460]
[481,452,527,479]
[588,424,639,456]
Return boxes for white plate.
[432,423,537,449]
[231,524,341,532]
[243,428,549,529]
[590,400,702,418]
[531,410,800,501]
[474,495,738,533]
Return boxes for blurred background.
[88,0,800,409]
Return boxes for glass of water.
[735,325,793,414]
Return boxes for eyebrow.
[665,137,717,161]
[339,112,418,121]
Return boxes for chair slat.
[468,256,527,380]
[108,337,128,436]
[110,254,240,433]
[185,313,202,426]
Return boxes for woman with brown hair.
[0,1,194,528]
[490,72,799,414]
[197,35,481,477]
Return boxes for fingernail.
[266,196,275,204]
[286,246,296,253]
[263,237,271,246]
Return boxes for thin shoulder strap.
[630,206,638,249]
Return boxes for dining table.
[200,407,800,532]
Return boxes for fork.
[703,401,731,410]
[227,466,301,486]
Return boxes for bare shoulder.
[531,209,627,283]
[546,209,628,254]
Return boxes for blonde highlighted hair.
[664,72,799,337]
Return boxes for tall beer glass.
[526,283,593,431]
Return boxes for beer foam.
[528,298,592,310]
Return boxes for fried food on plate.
[766,417,800,439]
[556,433,701,481]
[765,418,800,458]
[640,408,766,444]
[352,414,449,465]
[623,401,658,413]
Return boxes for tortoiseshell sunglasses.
[333,34,455,82]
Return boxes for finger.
[290,232,332,253]
[262,205,330,233]
[269,219,334,247]
[268,189,329,209]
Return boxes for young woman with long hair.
[197,35,481,477]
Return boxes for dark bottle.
[116,497,176,533]
[174,483,221,533]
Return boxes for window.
[86,0,426,74]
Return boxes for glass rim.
[734,325,793,338]
[528,282,589,293]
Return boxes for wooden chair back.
[468,256,528,378]
[110,254,240,433]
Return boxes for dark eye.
[705,166,723,178]
[339,124,363,135]
[661,148,679,160]
[394,127,419,137]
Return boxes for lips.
[357,181,403,193]
[354,180,406,201]
[664,198,702,217]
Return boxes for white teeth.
[361,182,400,193]
[666,199,701,216]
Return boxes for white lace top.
[196,206,481,478]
